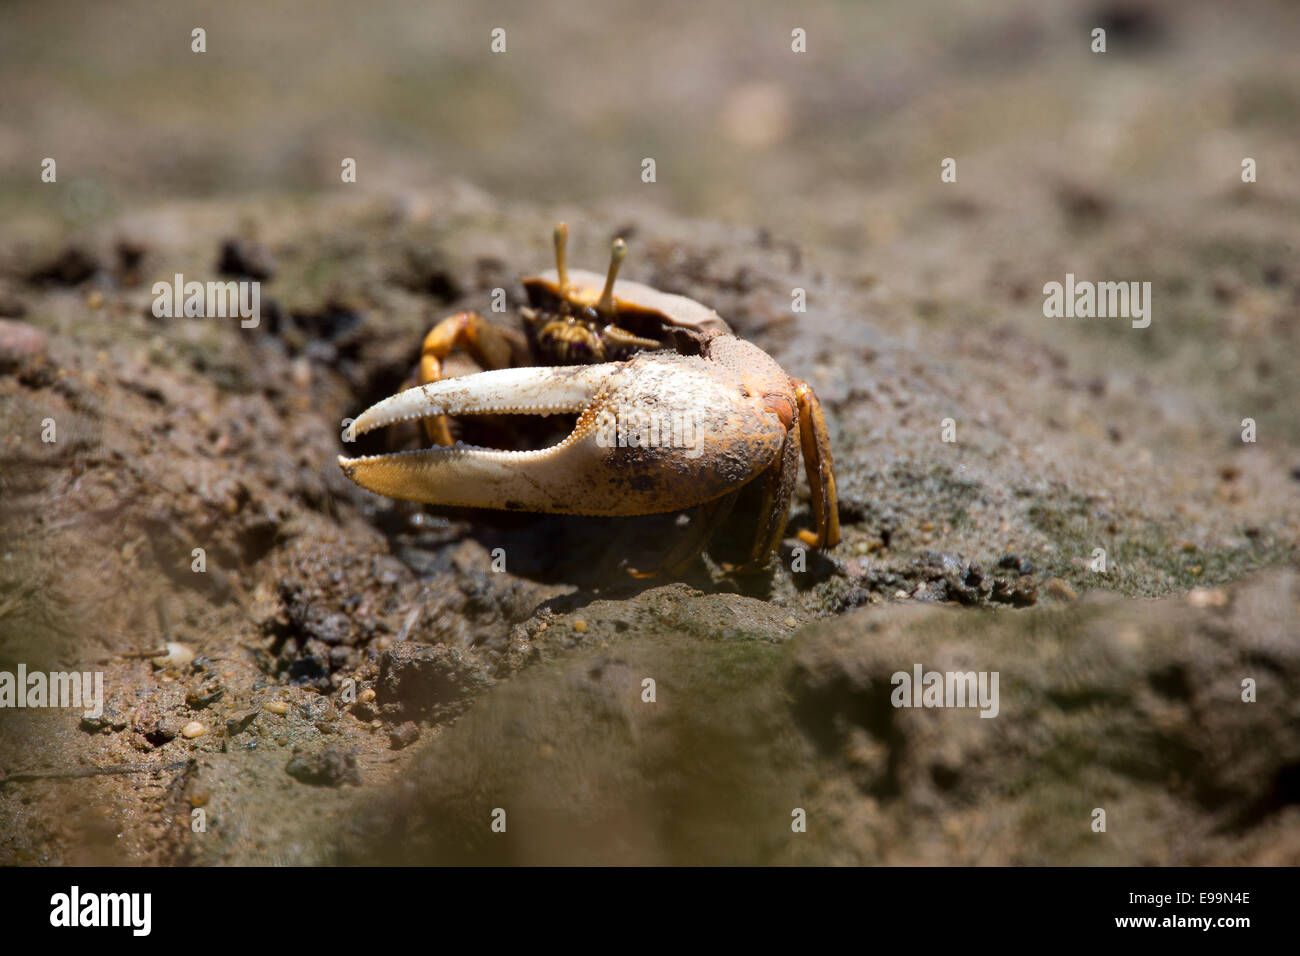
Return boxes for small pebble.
[0,318,47,362]
[389,721,420,750]
[185,684,224,708]
[572,619,588,633]
[1045,578,1078,601]
[358,688,376,704]
[181,721,206,739]
[225,710,258,736]
[290,356,313,389]
[1187,587,1228,608]
[264,699,289,715]
[152,642,196,669]
[783,616,798,628]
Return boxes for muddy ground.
[0,0,1298,864]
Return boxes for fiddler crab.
[338,224,839,575]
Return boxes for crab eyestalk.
[596,238,627,316]
[552,222,569,295]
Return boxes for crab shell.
[523,267,732,346]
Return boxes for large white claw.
[342,363,611,443]
[337,351,787,516]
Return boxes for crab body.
[339,225,839,573]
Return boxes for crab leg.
[733,419,801,571]
[794,382,840,549]
[415,311,526,445]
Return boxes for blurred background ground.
[0,0,1297,864]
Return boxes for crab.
[338,224,839,574]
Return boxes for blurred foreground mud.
[336,568,1300,865]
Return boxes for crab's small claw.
[337,352,787,516]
